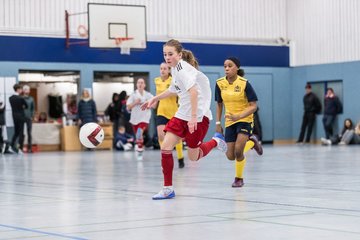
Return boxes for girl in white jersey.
[126,78,153,160]
[142,40,227,200]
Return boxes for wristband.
[215,121,221,125]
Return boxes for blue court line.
[0,224,88,240]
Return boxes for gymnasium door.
[246,73,274,142]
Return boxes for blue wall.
[291,61,360,141]
[0,35,294,142]
[0,61,291,141]
[1,36,358,142]
[0,36,289,67]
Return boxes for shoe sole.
[152,192,175,200]
[250,137,263,155]
[213,137,227,152]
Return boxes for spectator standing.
[296,83,321,144]
[0,100,6,153]
[22,85,35,153]
[322,88,342,140]
[9,84,28,153]
[77,89,97,127]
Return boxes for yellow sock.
[235,158,246,178]
[244,140,254,153]
[176,140,184,160]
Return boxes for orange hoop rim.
[114,37,134,46]
[77,25,88,38]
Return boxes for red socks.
[161,150,174,186]
[161,139,217,185]
[197,139,217,160]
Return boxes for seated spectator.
[321,118,357,145]
[114,126,134,151]
[352,121,360,144]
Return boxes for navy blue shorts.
[225,122,253,142]
[156,115,170,126]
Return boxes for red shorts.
[164,117,209,148]
[132,122,149,134]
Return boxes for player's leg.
[153,117,184,200]
[225,123,255,187]
[157,115,184,168]
[152,131,181,200]
[135,123,148,160]
[232,133,249,187]
[157,124,165,146]
[156,115,168,147]
[175,140,185,168]
[185,117,225,161]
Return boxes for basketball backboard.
[88,3,146,50]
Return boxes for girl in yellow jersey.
[215,57,263,188]
[155,62,185,168]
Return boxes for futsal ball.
[79,122,104,148]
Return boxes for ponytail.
[182,49,199,69]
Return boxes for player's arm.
[214,83,224,134]
[226,101,257,122]
[187,85,198,133]
[141,89,176,110]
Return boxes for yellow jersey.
[215,76,258,127]
[155,76,178,119]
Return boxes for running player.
[126,78,154,160]
[142,39,227,200]
[215,57,263,188]
[154,62,185,168]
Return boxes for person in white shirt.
[126,78,153,160]
[142,39,227,200]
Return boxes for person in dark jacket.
[0,100,5,153]
[296,83,322,143]
[22,85,35,153]
[322,87,342,140]
[105,93,121,140]
[9,84,28,153]
[77,89,97,127]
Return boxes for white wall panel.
[287,0,360,66]
[0,0,286,45]
[166,0,286,44]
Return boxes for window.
[309,80,343,114]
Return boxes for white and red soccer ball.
[79,123,104,148]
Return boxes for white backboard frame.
[88,3,147,49]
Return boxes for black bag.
[314,96,322,114]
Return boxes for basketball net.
[115,37,133,55]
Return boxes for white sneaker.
[1,143,6,154]
[321,137,331,145]
[152,187,175,200]
[124,143,133,151]
[212,132,227,152]
[8,146,16,154]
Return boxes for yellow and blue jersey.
[154,76,178,119]
[215,76,258,127]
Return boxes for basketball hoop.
[114,37,133,55]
